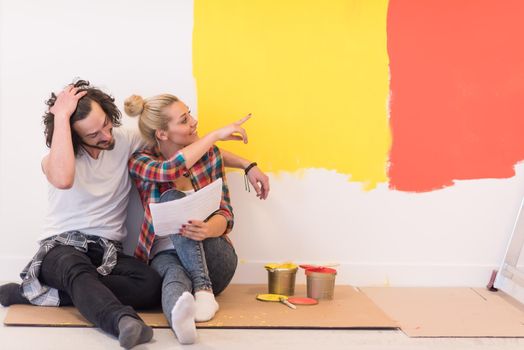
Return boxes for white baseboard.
[0,256,31,283]
[231,261,499,287]
[0,256,497,287]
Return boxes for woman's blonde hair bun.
[124,94,145,117]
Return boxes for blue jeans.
[157,188,215,292]
[151,236,237,325]
[168,234,213,292]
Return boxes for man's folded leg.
[39,245,150,343]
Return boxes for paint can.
[265,263,298,296]
[305,267,337,300]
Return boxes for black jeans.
[39,244,161,336]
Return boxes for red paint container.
[303,266,337,300]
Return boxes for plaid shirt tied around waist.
[20,231,122,306]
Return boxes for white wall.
[0,0,197,279]
[1,0,522,287]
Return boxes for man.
[0,80,269,349]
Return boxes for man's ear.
[155,129,168,141]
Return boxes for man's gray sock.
[118,316,153,349]
[0,283,30,306]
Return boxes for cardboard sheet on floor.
[3,284,397,329]
[362,287,524,337]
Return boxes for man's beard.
[81,138,115,151]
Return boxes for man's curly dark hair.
[43,79,122,156]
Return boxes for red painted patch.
[387,0,524,192]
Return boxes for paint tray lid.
[256,293,288,302]
[305,266,337,275]
[287,297,318,305]
[265,262,298,271]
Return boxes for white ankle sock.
[170,292,197,344]
[194,290,219,322]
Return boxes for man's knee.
[41,246,95,288]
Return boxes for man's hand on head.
[49,85,87,120]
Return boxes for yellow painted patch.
[193,0,390,189]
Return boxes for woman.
[125,94,263,344]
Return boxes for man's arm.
[42,86,87,189]
[221,149,270,199]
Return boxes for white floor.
[2,306,524,350]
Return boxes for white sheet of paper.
[149,178,223,236]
